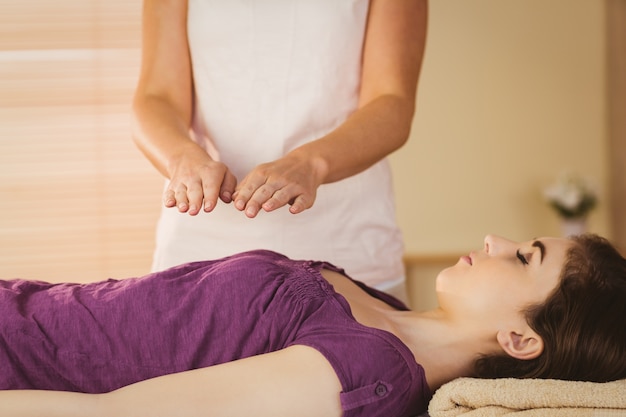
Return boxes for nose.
[483,234,517,255]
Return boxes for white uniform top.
[152,0,405,288]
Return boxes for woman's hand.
[164,147,237,215]
[232,150,328,218]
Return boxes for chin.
[434,267,451,292]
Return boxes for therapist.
[131,0,428,300]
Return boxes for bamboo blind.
[0,0,164,283]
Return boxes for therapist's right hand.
[164,149,237,216]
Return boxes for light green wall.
[391,0,609,256]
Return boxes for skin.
[326,234,573,390]
[0,235,572,416]
[131,0,428,218]
[435,235,568,324]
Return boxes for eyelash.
[516,250,529,265]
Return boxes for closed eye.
[516,250,529,265]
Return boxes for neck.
[320,269,499,390]
[387,309,497,391]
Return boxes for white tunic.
[152,0,405,288]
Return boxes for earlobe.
[496,329,544,360]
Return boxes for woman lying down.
[0,234,624,417]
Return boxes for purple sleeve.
[288,261,431,417]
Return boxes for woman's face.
[436,235,573,323]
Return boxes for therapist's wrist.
[287,147,330,186]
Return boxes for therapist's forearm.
[131,95,200,180]
[289,93,415,184]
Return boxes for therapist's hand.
[164,150,238,215]
[233,151,328,218]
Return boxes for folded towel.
[428,377,626,417]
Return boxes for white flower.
[543,172,597,219]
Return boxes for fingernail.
[235,200,244,210]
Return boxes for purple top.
[0,250,431,417]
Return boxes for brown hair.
[473,234,626,382]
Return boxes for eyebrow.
[532,240,546,264]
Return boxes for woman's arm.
[132,0,237,215]
[233,0,429,217]
[0,346,343,417]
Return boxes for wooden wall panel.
[607,0,626,252]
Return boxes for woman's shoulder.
[293,323,430,417]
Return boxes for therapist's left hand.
[233,152,328,218]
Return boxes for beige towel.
[428,377,626,417]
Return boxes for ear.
[496,329,544,360]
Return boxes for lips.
[461,255,473,265]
